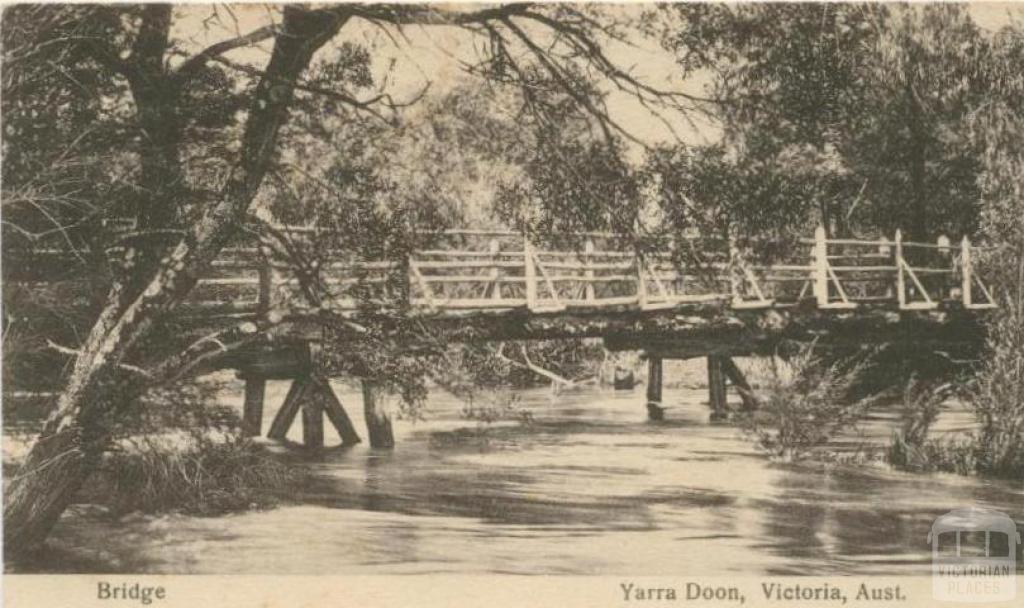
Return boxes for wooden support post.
[936,235,949,301]
[363,380,394,448]
[267,377,307,440]
[257,246,273,318]
[637,255,648,309]
[707,356,728,421]
[489,238,501,301]
[813,225,829,307]
[242,377,266,436]
[302,388,324,449]
[646,356,664,421]
[524,235,537,310]
[313,375,361,446]
[895,229,906,308]
[961,235,972,308]
[728,236,740,304]
[721,357,758,411]
[584,238,595,303]
[266,375,361,447]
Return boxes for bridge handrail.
[8,223,999,316]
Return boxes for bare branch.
[172,24,277,84]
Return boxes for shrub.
[888,376,953,469]
[737,342,877,461]
[964,264,1024,478]
[79,378,306,515]
[88,432,304,516]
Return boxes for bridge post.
[707,355,728,421]
[266,374,361,448]
[895,229,906,308]
[268,378,306,441]
[363,380,395,448]
[646,356,664,420]
[584,238,596,302]
[636,254,648,309]
[721,357,758,411]
[314,375,362,446]
[301,386,325,449]
[524,235,537,310]
[489,238,501,301]
[242,249,274,436]
[812,225,829,307]
[961,235,972,308]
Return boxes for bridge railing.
[4,223,996,318]
[188,226,994,318]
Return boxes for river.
[7,366,1024,574]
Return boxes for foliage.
[888,376,952,468]
[965,20,1024,479]
[259,77,639,414]
[86,380,304,515]
[737,344,877,461]
[653,3,990,241]
[88,433,303,516]
[460,393,533,426]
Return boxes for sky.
[171,2,1024,153]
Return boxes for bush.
[737,343,877,461]
[888,376,954,469]
[78,378,306,516]
[964,264,1024,478]
[87,432,304,516]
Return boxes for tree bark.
[3,7,348,557]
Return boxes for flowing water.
[7,370,1024,575]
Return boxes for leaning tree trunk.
[3,8,348,557]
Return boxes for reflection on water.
[14,381,1024,574]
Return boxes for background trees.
[651,3,993,242]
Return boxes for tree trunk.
[3,7,348,557]
[4,419,96,555]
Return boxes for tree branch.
[172,24,278,84]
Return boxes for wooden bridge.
[5,224,999,450]
[172,224,995,447]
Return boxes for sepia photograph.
[1,1,1022,605]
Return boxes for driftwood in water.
[613,368,636,390]
[494,343,597,394]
